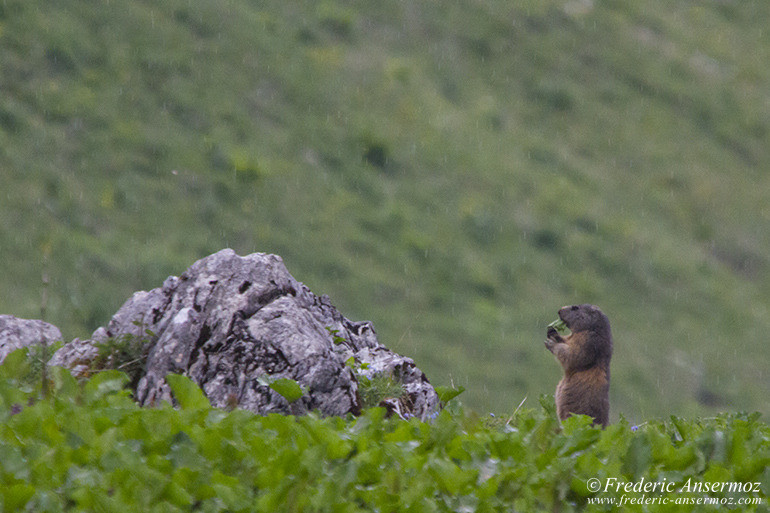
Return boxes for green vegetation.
[357,372,405,410]
[90,329,155,389]
[547,318,569,335]
[343,348,407,410]
[1,349,768,512]
[1,0,769,420]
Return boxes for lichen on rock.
[50,249,439,419]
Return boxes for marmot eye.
[571,305,579,311]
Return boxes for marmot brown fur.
[545,304,612,427]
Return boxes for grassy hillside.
[1,0,769,420]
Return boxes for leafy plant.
[344,355,407,409]
[257,374,307,404]
[357,372,406,410]
[1,361,768,512]
[268,377,305,403]
[166,373,210,409]
[435,384,466,405]
[325,327,347,346]
[89,328,155,389]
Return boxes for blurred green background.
[1,0,768,422]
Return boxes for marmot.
[545,304,612,427]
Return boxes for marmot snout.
[545,304,613,427]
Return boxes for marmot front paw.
[544,332,561,352]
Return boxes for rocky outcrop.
[50,249,439,419]
[0,315,62,364]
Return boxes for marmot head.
[558,304,612,340]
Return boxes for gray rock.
[0,315,62,364]
[51,249,439,419]
[47,337,99,378]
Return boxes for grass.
[0,0,769,420]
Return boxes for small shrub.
[358,372,405,409]
[90,329,155,389]
[363,141,389,169]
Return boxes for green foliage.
[435,385,466,405]
[83,369,130,403]
[357,372,405,410]
[1,0,769,419]
[344,353,407,409]
[166,373,210,410]
[0,367,768,512]
[0,348,34,394]
[90,329,154,388]
[268,377,305,404]
[325,327,347,346]
[255,374,307,404]
[0,344,62,403]
[548,318,570,336]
